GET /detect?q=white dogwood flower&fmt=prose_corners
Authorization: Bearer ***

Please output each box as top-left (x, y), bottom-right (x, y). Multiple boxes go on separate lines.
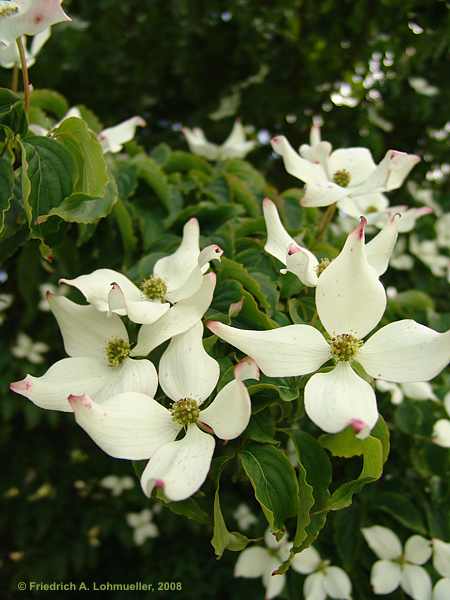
top-left (235, 532), bottom-right (351, 600)
top-left (271, 123), bottom-right (420, 221)
top-left (407, 183), bottom-right (443, 217)
top-left (11, 332), bottom-right (49, 364)
top-left (432, 538), bottom-right (450, 578)
top-left (126, 509), bottom-right (159, 545)
top-left (0, 27), bottom-right (50, 68)
top-left (434, 579), bottom-right (450, 600)
top-left (208, 218), bottom-right (450, 434)
top-left (263, 197), bottom-right (401, 286)
top-left (362, 526), bottom-right (432, 600)
top-left (410, 236), bottom-right (450, 280)
top-left (432, 392), bottom-right (450, 448)
top-left (60, 219), bottom-right (222, 329)
top-left (10, 294), bottom-right (157, 412)
top-left (39, 282), bottom-right (68, 311)
top-left (68, 323), bottom-right (256, 501)
top-left (409, 77), bottom-right (439, 97)
top-left (292, 546), bottom-right (352, 600)
top-left (29, 108), bottom-right (146, 154)
top-left (233, 503), bottom-right (258, 531)
top-left (182, 119), bottom-right (256, 160)
top-left (375, 380), bottom-right (436, 405)
top-left (0, 0), bottom-right (70, 45)
top-left (100, 475), bottom-right (134, 496)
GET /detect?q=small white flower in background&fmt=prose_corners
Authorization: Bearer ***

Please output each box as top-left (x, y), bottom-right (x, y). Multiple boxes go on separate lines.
top-left (435, 214), bottom-right (450, 249)
top-left (0, 292), bottom-right (12, 324)
top-left (408, 182), bottom-right (443, 217)
top-left (10, 293), bottom-right (158, 412)
top-left (233, 503), bottom-right (257, 531)
top-left (432, 392), bottom-right (450, 448)
top-left (182, 119), bottom-right (256, 160)
top-left (235, 531), bottom-right (352, 600)
top-left (208, 217), bottom-right (450, 435)
top-left (29, 108), bottom-right (146, 155)
top-left (432, 538), bottom-right (450, 578)
top-left (409, 77), bottom-right (439, 97)
top-left (362, 526), bottom-right (432, 599)
top-left (0, 0), bottom-right (70, 45)
top-left (60, 219), bottom-right (221, 326)
top-left (375, 380), bottom-right (436, 405)
top-left (0, 27), bottom-right (50, 68)
top-left (263, 197), bottom-right (401, 287)
top-left (271, 121), bottom-right (420, 223)
top-left (126, 509), bottom-right (159, 545)
top-left (39, 282), bottom-right (68, 311)
top-left (410, 235), bottom-right (450, 280)
top-left (386, 286), bottom-right (398, 298)
top-left (389, 237), bottom-right (414, 271)
top-left (12, 333), bottom-right (49, 364)
top-left (434, 578), bottom-right (450, 600)
top-left (67, 323), bottom-right (256, 502)
top-left (100, 475), bottom-right (134, 496)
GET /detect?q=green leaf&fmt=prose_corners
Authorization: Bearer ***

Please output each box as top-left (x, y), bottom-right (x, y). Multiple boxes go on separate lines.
top-left (212, 487), bottom-right (249, 558)
top-left (165, 150), bottom-right (212, 174)
top-left (388, 290), bottom-right (435, 313)
top-left (0, 88), bottom-right (27, 136)
top-left (226, 173), bottom-right (260, 217)
top-left (221, 159), bottom-right (266, 195)
top-left (29, 89), bottom-right (69, 119)
top-left (218, 257), bottom-right (271, 313)
top-left (0, 157), bottom-right (14, 233)
top-left (320, 425), bottom-right (385, 510)
top-left (132, 154), bottom-right (182, 217)
top-left (53, 117), bottom-right (109, 196)
top-left (112, 199), bottom-right (137, 264)
top-left (245, 409), bottom-right (277, 444)
top-left (239, 442), bottom-right (298, 530)
top-left (333, 504), bottom-right (363, 570)
top-left (158, 496), bottom-right (210, 525)
top-left (374, 492), bottom-right (427, 535)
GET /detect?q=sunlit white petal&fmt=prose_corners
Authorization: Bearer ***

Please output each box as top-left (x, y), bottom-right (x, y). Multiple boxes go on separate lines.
top-left (362, 526), bottom-right (402, 560)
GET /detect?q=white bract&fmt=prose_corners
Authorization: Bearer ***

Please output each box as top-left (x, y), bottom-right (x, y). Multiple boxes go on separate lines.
top-left (263, 197), bottom-right (401, 287)
top-left (11, 332), bottom-right (49, 364)
top-left (235, 531), bottom-right (352, 600)
top-left (0, 0), bottom-right (70, 45)
top-left (375, 380), bottom-right (436, 405)
top-left (409, 77), bottom-right (439, 97)
top-left (271, 122), bottom-right (420, 223)
top-left (208, 218), bottom-right (450, 434)
top-left (362, 526), bottom-right (432, 600)
top-left (432, 392), bottom-right (450, 448)
top-left (10, 294), bottom-right (158, 412)
top-left (432, 538), bottom-right (450, 578)
top-left (0, 27), bottom-right (50, 68)
top-left (182, 119), bottom-right (256, 160)
top-left (433, 579), bottom-right (450, 600)
top-left (233, 503), bottom-right (258, 531)
top-left (60, 219), bottom-right (222, 330)
top-left (39, 282), bottom-right (68, 311)
top-left (68, 323), bottom-right (256, 501)
top-left (435, 214), bottom-right (450, 249)
top-left (29, 108), bottom-right (146, 154)
top-left (100, 475), bottom-right (134, 496)
top-left (126, 509), bottom-right (159, 545)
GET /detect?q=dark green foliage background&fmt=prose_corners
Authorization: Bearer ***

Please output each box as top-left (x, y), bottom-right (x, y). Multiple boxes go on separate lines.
top-left (0, 2), bottom-right (449, 599)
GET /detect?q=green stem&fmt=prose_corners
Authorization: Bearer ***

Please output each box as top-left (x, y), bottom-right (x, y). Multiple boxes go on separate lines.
top-left (11, 64), bottom-right (19, 92)
top-left (16, 37), bottom-right (30, 111)
top-left (316, 202), bottom-right (337, 241)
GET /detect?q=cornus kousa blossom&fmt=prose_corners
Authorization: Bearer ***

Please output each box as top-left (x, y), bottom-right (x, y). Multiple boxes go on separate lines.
top-left (263, 197), bottom-right (401, 287)
top-left (271, 121), bottom-right (421, 225)
top-left (182, 119), bottom-right (256, 161)
top-left (234, 531), bottom-right (352, 600)
top-left (0, 27), bottom-right (50, 68)
top-left (0, 0), bottom-right (70, 45)
top-left (10, 294), bottom-right (158, 411)
top-left (208, 217), bottom-right (450, 434)
top-left (29, 109), bottom-right (146, 154)
top-left (68, 323), bottom-right (256, 501)
top-left (375, 380), bottom-right (436, 405)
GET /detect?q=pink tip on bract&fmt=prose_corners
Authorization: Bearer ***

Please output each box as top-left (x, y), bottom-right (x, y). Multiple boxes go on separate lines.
top-left (213, 245), bottom-right (223, 255)
top-left (350, 418), bottom-right (367, 433)
top-left (228, 298), bottom-right (244, 318)
top-left (110, 282), bottom-right (120, 290)
top-left (46, 290), bottom-right (54, 300)
top-left (154, 479), bottom-right (164, 489)
top-left (263, 197), bottom-right (273, 209)
top-left (198, 421), bottom-right (214, 435)
top-left (206, 320), bottom-right (220, 334)
top-left (418, 207), bottom-right (433, 215)
top-left (235, 357), bottom-right (260, 382)
top-left (68, 394), bottom-right (92, 408)
top-left (355, 216), bottom-right (367, 240)
top-left (10, 377), bottom-right (32, 396)
top-left (287, 243), bottom-right (301, 256)
top-left (271, 136), bottom-right (281, 144)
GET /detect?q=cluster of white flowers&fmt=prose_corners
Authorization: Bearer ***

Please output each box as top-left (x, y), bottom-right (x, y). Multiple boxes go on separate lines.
top-left (234, 529), bottom-right (352, 600)
top-left (10, 219), bottom-right (259, 501)
top-left (182, 119), bottom-right (256, 161)
top-left (126, 508), bottom-right (160, 546)
top-left (362, 525), bottom-right (450, 600)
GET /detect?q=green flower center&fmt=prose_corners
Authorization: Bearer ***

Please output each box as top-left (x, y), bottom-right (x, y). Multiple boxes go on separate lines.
top-left (140, 276), bottom-right (167, 301)
top-left (0, 2), bottom-right (19, 17)
top-left (170, 398), bottom-right (200, 426)
top-left (366, 205), bottom-right (378, 214)
top-left (315, 258), bottom-right (331, 276)
top-left (105, 337), bottom-right (130, 368)
top-left (330, 334), bottom-right (362, 362)
top-left (332, 169), bottom-right (351, 187)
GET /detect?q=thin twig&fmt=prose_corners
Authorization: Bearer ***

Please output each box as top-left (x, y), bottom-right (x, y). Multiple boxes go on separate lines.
top-left (16, 37), bottom-right (30, 111)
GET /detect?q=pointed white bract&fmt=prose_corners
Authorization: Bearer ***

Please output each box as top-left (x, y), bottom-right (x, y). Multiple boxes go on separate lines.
top-left (271, 121), bottom-right (420, 224)
top-left (61, 219), bottom-right (222, 328)
top-left (182, 119), bottom-right (256, 160)
top-left (0, 0), bottom-right (70, 45)
top-left (10, 295), bottom-right (157, 412)
top-left (362, 526), bottom-right (433, 600)
top-left (0, 27), bottom-right (50, 68)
